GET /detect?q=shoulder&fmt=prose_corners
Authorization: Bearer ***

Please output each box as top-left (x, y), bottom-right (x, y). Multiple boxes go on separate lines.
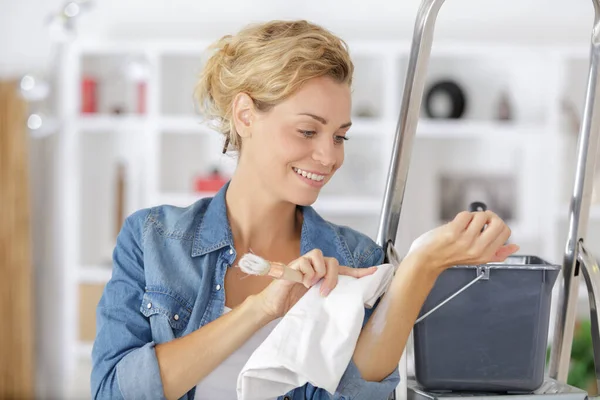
top-left (328, 221), bottom-right (385, 268)
top-left (303, 206), bottom-right (384, 268)
top-left (120, 197), bottom-right (213, 243)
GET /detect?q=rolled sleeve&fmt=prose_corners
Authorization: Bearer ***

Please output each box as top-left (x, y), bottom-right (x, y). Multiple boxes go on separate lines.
top-left (116, 342), bottom-right (166, 400)
top-left (335, 358), bottom-right (400, 399)
top-left (91, 208), bottom-right (166, 400)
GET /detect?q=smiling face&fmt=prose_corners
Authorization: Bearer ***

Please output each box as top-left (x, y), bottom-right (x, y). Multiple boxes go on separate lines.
top-left (233, 75), bottom-right (352, 206)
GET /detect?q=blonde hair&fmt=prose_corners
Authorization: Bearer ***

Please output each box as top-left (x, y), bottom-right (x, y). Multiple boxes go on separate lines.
top-left (194, 20), bottom-right (354, 153)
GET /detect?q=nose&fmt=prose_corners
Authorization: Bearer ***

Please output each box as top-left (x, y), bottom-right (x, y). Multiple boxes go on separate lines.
top-left (311, 136), bottom-right (337, 168)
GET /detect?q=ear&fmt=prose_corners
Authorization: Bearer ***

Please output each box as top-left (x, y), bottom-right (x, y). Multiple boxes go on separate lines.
top-left (232, 92), bottom-right (255, 138)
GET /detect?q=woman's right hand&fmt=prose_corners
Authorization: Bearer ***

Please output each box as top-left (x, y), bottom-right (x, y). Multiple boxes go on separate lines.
top-left (406, 210), bottom-right (520, 274)
top-left (252, 249), bottom-right (377, 321)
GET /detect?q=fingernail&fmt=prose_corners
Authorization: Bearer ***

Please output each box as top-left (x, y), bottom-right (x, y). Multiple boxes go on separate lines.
top-left (320, 287), bottom-right (330, 297)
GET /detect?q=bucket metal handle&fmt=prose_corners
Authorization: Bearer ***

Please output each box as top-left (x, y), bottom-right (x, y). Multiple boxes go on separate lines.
top-left (386, 243), bottom-right (490, 324)
top-left (415, 266), bottom-right (489, 323)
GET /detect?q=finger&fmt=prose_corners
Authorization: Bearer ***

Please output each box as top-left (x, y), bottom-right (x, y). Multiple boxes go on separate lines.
top-left (288, 257), bottom-right (315, 288)
top-left (476, 212), bottom-right (506, 247)
top-left (465, 211), bottom-right (490, 239)
top-left (303, 249), bottom-right (327, 285)
top-left (489, 223), bottom-right (512, 254)
top-left (490, 243), bottom-right (520, 262)
top-left (320, 258), bottom-right (339, 297)
top-left (480, 226), bottom-right (510, 262)
top-left (338, 265), bottom-right (378, 278)
top-left (478, 213), bottom-right (512, 253)
top-left (451, 211), bottom-right (475, 231)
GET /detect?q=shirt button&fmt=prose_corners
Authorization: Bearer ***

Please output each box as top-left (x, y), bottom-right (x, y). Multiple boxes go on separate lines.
top-left (173, 314), bottom-right (179, 321)
top-left (216, 284), bottom-right (221, 291)
top-left (284, 396), bottom-right (291, 400)
top-left (147, 303), bottom-right (152, 309)
top-left (229, 249), bottom-right (234, 255)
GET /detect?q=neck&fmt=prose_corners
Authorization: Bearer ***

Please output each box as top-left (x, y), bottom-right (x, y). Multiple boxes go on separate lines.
top-left (225, 170), bottom-right (301, 255)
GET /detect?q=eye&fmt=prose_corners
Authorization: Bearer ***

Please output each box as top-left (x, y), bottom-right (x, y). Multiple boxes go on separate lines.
top-left (334, 135), bottom-right (349, 145)
top-left (298, 130), bottom-right (316, 138)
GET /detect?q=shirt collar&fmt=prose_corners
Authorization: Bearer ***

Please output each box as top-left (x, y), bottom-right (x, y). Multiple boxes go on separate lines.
top-left (191, 182), bottom-right (234, 257)
top-left (191, 181), bottom-right (340, 260)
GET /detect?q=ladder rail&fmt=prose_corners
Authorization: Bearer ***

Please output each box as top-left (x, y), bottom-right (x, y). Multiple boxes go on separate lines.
top-left (376, 0), bottom-right (445, 249)
top-left (576, 242), bottom-right (600, 390)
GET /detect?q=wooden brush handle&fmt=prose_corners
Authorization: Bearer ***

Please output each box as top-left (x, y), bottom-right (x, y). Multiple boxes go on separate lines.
top-left (281, 266), bottom-right (304, 284)
top-left (269, 262), bottom-right (304, 284)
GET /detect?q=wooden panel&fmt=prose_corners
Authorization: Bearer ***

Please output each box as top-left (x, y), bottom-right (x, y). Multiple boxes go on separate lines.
top-left (79, 284), bottom-right (106, 342)
top-left (0, 80), bottom-right (34, 398)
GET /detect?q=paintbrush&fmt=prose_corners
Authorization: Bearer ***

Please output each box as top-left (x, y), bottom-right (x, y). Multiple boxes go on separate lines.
top-left (237, 253), bottom-right (304, 284)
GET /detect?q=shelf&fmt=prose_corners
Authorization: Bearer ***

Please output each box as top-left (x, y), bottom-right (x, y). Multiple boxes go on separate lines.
top-left (77, 115), bottom-right (147, 132)
top-left (556, 203), bottom-right (600, 220)
top-left (313, 196), bottom-right (381, 215)
top-left (78, 116), bottom-right (546, 140)
top-left (159, 116), bottom-right (215, 134)
top-left (79, 265), bottom-right (112, 284)
top-left (348, 118), bottom-right (394, 136)
top-left (416, 120), bottom-right (546, 139)
top-left (159, 116), bottom-right (393, 136)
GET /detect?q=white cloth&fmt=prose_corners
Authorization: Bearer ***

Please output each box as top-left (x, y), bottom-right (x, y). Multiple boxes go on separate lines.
top-left (237, 263), bottom-right (396, 400)
top-left (194, 307), bottom-right (281, 400)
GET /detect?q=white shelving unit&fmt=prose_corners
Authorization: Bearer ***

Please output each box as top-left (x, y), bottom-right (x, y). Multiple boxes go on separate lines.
top-left (57, 39), bottom-right (598, 398)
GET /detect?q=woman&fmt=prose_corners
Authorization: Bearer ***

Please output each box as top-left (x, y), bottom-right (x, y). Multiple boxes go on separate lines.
top-left (90, 19), bottom-right (519, 400)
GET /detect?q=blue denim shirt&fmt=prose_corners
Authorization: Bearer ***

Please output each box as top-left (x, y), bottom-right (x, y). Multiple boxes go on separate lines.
top-left (91, 183), bottom-right (400, 399)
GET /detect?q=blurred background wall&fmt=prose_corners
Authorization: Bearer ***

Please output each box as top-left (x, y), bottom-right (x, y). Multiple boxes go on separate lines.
top-left (0, 0), bottom-right (595, 79)
top-left (1, 0), bottom-right (598, 399)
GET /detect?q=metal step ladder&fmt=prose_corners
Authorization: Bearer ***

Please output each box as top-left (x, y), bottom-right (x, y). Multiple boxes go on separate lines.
top-left (376, 1), bottom-right (600, 399)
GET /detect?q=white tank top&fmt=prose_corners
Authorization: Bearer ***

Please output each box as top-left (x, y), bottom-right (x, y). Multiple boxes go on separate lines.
top-left (194, 306), bottom-right (280, 399)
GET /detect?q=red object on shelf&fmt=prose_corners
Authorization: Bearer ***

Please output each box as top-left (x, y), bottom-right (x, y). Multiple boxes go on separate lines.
top-left (194, 171), bottom-right (228, 193)
top-left (137, 82), bottom-right (147, 114)
top-left (81, 77), bottom-right (97, 114)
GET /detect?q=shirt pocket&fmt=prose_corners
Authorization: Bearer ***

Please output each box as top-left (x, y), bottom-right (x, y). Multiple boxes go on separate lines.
top-left (140, 288), bottom-right (193, 332)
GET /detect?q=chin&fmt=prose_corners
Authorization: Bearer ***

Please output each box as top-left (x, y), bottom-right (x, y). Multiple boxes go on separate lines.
top-left (285, 190), bottom-right (317, 206)
top-left (294, 196), bottom-right (319, 207)
top-left (286, 186), bottom-right (321, 207)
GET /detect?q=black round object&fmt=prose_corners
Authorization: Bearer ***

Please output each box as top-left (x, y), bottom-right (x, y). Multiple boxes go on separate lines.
top-left (468, 201), bottom-right (487, 212)
top-left (424, 80), bottom-right (466, 119)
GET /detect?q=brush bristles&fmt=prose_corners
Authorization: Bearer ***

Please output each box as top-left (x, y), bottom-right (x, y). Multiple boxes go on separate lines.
top-left (238, 253), bottom-right (271, 276)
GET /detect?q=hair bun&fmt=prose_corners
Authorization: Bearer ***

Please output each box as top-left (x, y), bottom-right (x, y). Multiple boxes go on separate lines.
top-left (193, 20), bottom-right (353, 154)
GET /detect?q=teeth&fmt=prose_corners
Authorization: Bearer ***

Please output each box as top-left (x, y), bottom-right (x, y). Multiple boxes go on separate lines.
top-left (294, 167), bottom-right (324, 182)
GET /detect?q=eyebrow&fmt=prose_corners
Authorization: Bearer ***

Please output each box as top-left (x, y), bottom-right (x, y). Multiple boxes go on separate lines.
top-left (298, 113), bottom-right (352, 129)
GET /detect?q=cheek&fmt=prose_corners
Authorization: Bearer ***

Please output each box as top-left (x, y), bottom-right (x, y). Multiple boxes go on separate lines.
top-left (334, 148), bottom-right (345, 170)
top-left (255, 128), bottom-right (297, 173)
top-left (273, 130), bottom-right (311, 162)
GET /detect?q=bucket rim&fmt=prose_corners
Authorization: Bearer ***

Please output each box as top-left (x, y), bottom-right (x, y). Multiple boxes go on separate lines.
top-left (449, 254), bottom-right (561, 270)
top-left (450, 263), bottom-right (561, 270)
